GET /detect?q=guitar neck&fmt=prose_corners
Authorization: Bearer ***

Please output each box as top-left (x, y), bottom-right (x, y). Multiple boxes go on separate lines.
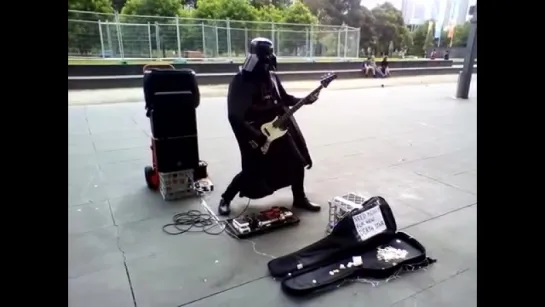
top-left (277, 85), bottom-right (323, 125)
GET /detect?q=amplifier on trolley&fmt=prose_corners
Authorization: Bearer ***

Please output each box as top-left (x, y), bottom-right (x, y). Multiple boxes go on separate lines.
top-left (152, 136), bottom-right (200, 173)
top-left (148, 104), bottom-right (197, 139)
top-left (144, 69), bottom-right (200, 139)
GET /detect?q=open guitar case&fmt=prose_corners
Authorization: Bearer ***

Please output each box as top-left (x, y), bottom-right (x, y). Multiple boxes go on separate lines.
top-left (267, 196), bottom-right (437, 296)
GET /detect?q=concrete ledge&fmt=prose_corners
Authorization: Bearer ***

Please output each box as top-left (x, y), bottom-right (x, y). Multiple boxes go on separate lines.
top-left (67, 60), bottom-right (453, 76)
top-left (68, 66), bottom-right (476, 90)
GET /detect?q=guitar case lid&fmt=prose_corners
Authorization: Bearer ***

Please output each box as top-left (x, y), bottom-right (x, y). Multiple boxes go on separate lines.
top-left (267, 196), bottom-right (397, 278)
top-left (268, 196), bottom-right (436, 296)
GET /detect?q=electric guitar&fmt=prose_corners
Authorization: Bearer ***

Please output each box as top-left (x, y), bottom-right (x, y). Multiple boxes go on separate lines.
top-left (252, 72), bottom-right (337, 154)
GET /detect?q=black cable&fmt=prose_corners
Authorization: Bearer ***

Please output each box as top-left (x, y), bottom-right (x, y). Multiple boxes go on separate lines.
top-left (162, 198), bottom-right (252, 237)
top-left (162, 209), bottom-right (224, 235)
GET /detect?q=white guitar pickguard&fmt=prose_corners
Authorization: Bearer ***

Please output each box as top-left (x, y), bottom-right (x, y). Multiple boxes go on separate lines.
top-left (260, 116), bottom-right (288, 143)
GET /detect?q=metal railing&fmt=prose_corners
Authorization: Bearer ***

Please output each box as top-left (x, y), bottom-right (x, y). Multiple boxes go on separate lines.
top-left (68, 10), bottom-right (361, 61)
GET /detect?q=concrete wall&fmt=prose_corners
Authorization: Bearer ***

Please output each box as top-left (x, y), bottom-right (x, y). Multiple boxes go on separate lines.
top-left (68, 65), bottom-right (476, 90)
top-left (425, 47), bottom-right (476, 59)
top-left (68, 60), bottom-right (454, 77)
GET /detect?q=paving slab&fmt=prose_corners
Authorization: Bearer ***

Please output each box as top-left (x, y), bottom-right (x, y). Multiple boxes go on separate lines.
top-left (68, 264), bottom-right (135, 307)
top-left (68, 74), bottom-right (475, 105)
top-left (179, 205), bottom-right (476, 307)
top-left (68, 81), bottom-right (477, 307)
top-left (69, 226), bottom-right (124, 278)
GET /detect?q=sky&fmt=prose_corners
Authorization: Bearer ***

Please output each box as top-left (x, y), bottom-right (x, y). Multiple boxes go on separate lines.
top-left (359, 0), bottom-right (403, 9)
top-left (359, 0), bottom-right (476, 10)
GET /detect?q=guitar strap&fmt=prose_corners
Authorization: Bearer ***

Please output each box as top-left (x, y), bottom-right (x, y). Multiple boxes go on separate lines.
top-left (269, 73), bottom-right (282, 104)
top-left (269, 72), bottom-right (298, 134)
top-left (270, 73), bottom-right (306, 107)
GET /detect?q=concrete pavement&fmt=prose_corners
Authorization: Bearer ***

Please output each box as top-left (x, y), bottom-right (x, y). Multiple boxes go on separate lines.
top-left (68, 74), bottom-right (474, 106)
top-left (69, 81), bottom-right (477, 307)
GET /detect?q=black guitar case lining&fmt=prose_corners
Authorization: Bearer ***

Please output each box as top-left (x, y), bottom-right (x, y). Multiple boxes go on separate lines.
top-left (267, 196), bottom-right (436, 296)
top-left (267, 196), bottom-right (396, 278)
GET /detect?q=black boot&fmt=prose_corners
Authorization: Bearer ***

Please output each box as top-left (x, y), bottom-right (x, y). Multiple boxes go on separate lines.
top-left (218, 198), bottom-right (231, 216)
top-left (293, 195), bottom-right (321, 212)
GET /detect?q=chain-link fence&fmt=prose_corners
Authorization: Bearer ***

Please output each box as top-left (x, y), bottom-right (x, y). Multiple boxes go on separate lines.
top-left (68, 10), bottom-right (361, 61)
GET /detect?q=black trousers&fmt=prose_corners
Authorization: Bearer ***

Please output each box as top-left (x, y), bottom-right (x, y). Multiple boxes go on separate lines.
top-left (221, 167), bottom-right (306, 202)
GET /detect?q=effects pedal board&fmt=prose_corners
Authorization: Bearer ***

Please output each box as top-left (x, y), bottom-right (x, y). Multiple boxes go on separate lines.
top-left (226, 207), bottom-right (300, 239)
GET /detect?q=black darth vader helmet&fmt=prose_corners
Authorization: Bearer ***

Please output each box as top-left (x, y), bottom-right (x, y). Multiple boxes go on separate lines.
top-left (241, 37), bottom-right (277, 73)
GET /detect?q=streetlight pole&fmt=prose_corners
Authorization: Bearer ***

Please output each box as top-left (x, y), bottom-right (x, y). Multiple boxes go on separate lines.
top-left (456, 4), bottom-right (477, 99)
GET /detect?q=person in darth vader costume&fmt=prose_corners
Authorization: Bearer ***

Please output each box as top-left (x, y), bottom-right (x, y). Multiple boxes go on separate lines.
top-left (218, 37), bottom-right (320, 216)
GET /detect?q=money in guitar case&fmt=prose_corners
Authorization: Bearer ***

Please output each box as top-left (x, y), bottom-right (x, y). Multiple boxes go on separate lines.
top-left (226, 207), bottom-right (300, 239)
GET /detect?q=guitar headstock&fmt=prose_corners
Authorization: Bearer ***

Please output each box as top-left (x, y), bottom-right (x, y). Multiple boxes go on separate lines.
top-left (320, 72), bottom-right (338, 88)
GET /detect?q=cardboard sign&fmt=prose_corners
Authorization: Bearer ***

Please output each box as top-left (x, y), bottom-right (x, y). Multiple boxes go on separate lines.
top-left (352, 206), bottom-right (387, 241)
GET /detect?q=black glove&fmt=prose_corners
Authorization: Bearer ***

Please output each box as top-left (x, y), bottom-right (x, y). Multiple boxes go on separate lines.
top-left (305, 90), bottom-right (321, 105)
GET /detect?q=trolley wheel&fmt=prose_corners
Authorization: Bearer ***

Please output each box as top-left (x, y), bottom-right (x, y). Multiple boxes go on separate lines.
top-left (145, 166), bottom-right (159, 190)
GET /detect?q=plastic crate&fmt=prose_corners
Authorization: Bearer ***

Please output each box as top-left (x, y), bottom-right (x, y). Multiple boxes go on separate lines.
top-left (326, 192), bottom-right (367, 234)
top-left (160, 189), bottom-right (195, 201)
top-left (159, 170), bottom-right (194, 201)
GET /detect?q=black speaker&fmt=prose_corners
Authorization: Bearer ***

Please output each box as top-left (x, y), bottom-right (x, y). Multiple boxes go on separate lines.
top-left (149, 107), bottom-right (197, 139)
top-left (144, 69), bottom-right (200, 139)
top-left (153, 136), bottom-right (200, 173)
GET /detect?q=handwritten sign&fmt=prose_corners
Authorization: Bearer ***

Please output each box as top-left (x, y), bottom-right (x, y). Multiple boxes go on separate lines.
top-left (352, 206), bottom-right (387, 241)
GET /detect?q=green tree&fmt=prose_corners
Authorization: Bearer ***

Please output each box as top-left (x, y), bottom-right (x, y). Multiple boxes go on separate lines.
top-left (409, 23), bottom-right (427, 57)
top-left (303, 0), bottom-right (381, 54)
top-left (185, 0), bottom-right (197, 8)
top-left (423, 21), bottom-right (435, 52)
top-left (255, 4), bottom-right (284, 23)
top-left (174, 9), bottom-right (203, 56)
top-left (68, 0), bottom-right (115, 55)
top-left (121, 0), bottom-right (184, 18)
top-left (281, 1), bottom-right (317, 24)
top-left (112, 0), bottom-right (127, 10)
top-left (250, 0), bottom-right (291, 8)
top-left (119, 0), bottom-right (182, 57)
top-left (303, 0), bottom-right (356, 26)
top-left (335, 1), bottom-right (377, 54)
top-left (399, 25), bottom-right (413, 52)
top-left (408, 21), bottom-right (435, 56)
top-left (371, 3), bottom-right (406, 55)
top-left (277, 1), bottom-right (318, 56)
top-left (353, 7), bottom-right (377, 54)
top-left (271, 0), bottom-right (291, 8)
top-left (193, 0), bottom-right (259, 55)
top-left (302, 0), bottom-right (419, 57)
top-left (438, 30), bottom-right (451, 48)
top-left (69, 0), bottom-right (115, 13)
top-left (452, 22), bottom-right (470, 47)
top-left (193, 0), bottom-right (257, 21)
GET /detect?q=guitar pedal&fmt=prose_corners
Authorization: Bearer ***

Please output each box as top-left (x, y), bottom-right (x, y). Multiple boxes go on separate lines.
top-left (225, 207), bottom-right (300, 239)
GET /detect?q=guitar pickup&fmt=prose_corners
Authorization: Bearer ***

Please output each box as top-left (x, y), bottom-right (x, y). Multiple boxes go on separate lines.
top-left (262, 128), bottom-right (271, 137)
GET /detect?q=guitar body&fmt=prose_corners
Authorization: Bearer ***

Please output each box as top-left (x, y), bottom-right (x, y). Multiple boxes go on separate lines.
top-left (259, 117), bottom-right (288, 153)
top-left (253, 72), bottom-right (337, 155)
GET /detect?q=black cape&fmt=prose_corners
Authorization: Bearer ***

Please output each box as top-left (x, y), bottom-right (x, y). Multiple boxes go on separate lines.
top-left (227, 72), bottom-right (312, 199)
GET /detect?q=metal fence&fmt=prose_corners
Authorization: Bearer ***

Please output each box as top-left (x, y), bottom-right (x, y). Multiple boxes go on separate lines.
top-left (68, 10), bottom-right (361, 61)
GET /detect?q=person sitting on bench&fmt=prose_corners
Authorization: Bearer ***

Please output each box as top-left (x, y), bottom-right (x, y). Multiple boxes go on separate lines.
top-left (376, 56), bottom-right (390, 78)
top-left (430, 49), bottom-right (437, 59)
top-left (361, 57), bottom-right (376, 77)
